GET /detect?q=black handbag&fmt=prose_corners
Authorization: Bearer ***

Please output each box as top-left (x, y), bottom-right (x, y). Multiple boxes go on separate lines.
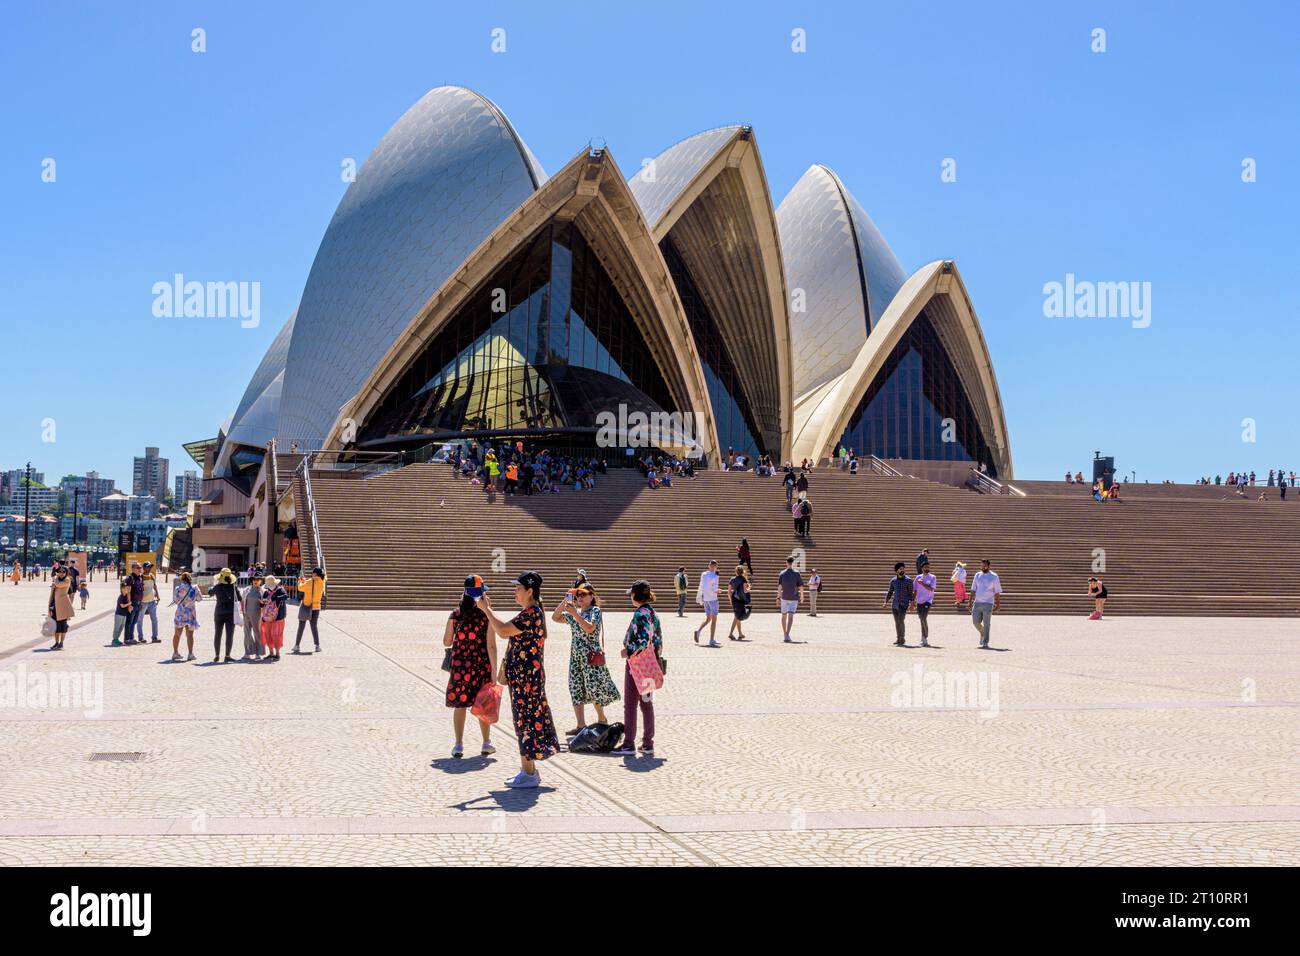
top-left (440, 647), bottom-right (453, 672)
top-left (569, 722), bottom-right (625, 754)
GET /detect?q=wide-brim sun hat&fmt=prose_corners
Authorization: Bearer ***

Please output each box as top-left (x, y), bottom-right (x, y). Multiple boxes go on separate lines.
top-left (264, 576), bottom-right (280, 589)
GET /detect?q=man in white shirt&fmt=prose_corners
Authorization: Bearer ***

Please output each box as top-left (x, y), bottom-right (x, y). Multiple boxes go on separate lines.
top-left (807, 569), bottom-right (821, 616)
top-left (693, 560), bottom-right (721, 648)
top-left (970, 558), bottom-right (1002, 648)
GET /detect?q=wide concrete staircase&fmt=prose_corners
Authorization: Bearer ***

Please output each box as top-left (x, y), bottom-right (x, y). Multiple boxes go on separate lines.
top-left (308, 464), bottom-right (1300, 617)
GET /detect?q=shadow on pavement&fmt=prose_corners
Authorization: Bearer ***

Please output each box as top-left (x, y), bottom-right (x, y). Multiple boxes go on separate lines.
top-left (451, 787), bottom-right (556, 813)
top-left (431, 756), bottom-right (499, 775)
top-left (618, 755), bottom-right (665, 773)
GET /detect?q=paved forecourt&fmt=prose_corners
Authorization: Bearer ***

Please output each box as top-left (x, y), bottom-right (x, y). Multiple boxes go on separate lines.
top-left (0, 581), bottom-right (1295, 866)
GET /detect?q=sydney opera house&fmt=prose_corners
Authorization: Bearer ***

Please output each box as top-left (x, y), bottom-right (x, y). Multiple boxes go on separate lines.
top-left (213, 86), bottom-right (1013, 493)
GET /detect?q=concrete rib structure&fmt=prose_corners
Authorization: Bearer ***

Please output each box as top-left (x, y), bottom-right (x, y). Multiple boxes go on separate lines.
top-left (629, 126), bottom-right (793, 461)
top-left (215, 87), bottom-right (1011, 479)
top-left (790, 260), bottom-right (1013, 477)
top-left (324, 147), bottom-right (720, 462)
top-left (276, 86), bottom-right (546, 447)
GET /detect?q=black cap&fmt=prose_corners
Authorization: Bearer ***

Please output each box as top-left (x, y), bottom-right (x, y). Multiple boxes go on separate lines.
top-left (516, 570), bottom-right (543, 590)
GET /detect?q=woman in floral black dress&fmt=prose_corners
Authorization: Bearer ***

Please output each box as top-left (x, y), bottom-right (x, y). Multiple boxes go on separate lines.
top-left (443, 575), bottom-right (499, 759)
top-left (478, 570), bottom-right (560, 788)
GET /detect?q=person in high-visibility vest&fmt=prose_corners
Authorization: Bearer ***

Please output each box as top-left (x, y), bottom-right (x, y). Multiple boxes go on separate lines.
top-left (293, 567), bottom-right (327, 654)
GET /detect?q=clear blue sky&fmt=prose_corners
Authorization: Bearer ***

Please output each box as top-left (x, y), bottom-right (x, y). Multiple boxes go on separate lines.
top-left (3, 0), bottom-right (1297, 487)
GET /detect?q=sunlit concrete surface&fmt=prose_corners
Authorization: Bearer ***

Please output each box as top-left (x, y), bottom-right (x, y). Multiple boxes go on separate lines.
top-left (0, 582), bottom-right (1295, 866)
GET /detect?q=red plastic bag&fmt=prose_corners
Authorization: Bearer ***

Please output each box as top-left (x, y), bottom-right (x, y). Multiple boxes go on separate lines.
top-left (470, 682), bottom-right (503, 724)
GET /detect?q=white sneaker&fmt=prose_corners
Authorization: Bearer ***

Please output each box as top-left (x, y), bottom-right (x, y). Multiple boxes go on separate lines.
top-left (171, 652), bottom-right (183, 662)
top-left (707, 639), bottom-right (721, 648)
top-left (185, 653), bottom-right (196, 661)
top-left (783, 636), bottom-right (793, 643)
top-left (505, 771), bottom-right (540, 788)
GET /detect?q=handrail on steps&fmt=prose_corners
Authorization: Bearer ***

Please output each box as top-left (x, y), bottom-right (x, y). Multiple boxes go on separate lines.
top-left (296, 457), bottom-right (325, 577)
top-left (866, 455), bottom-right (905, 477)
top-left (967, 468), bottom-right (1026, 496)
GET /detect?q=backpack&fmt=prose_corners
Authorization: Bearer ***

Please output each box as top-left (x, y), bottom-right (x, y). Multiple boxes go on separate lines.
top-left (569, 722), bottom-right (625, 753)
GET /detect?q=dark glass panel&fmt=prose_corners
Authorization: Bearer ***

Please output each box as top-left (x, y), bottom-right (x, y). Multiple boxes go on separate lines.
top-left (836, 309), bottom-right (996, 476)
top-left (357, 222), bottom-right (678, 447)
top-left (660, 236), bottom-right (764, 460)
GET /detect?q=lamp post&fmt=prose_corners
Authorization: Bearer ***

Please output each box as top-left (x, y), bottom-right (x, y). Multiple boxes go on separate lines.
top-left (21, 462), bottom-right (31, 575)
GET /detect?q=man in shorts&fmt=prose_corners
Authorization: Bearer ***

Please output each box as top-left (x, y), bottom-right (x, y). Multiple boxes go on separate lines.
top-left (693, 560), bottom-right (721, 647)
top-left (777, 556), bottom-right (804, 643)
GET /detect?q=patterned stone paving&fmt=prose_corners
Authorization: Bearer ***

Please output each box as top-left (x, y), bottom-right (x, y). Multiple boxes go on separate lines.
top-left (1, 583), bottom-right (1295, 865)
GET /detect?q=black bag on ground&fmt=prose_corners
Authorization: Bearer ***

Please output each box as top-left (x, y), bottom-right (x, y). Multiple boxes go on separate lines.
top-left (569, 722), bottom-right (624, 753)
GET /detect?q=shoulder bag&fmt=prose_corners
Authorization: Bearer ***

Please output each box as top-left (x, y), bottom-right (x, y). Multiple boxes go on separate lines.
top-left (586, 610), bottom-right (605, 668)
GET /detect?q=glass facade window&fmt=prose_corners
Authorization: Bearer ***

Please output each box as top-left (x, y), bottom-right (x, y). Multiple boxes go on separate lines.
top-left (225, 447), bottom-right (265, 495)
top-left (357, 222), bottom-right (679, 447)
top-left (836, 310), bottom-right (996, 476)
top-left (660, 236), bottom-right (765, 461)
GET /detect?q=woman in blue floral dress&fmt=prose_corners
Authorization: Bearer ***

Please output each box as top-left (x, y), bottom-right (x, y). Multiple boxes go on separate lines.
top-left (478, 570), bottom-right (560, 788)
top-left (169, 571), bottom-right (202, 662)
top-left (551, 583), bottom-right (619, 736)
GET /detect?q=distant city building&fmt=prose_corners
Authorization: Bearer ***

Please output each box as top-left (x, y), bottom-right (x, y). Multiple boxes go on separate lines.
top-left (132, 447), bottom-right (170, 500)
top-left (123, 516), bottom-right (186, 553)
top-left (8, 485), bottom-right (62, 514)
top-left (0, 514), bottom-right (59, 545)
top-left (99, 493), bottom-right (160, 522)
top-left (2, 469), bottom-right (46, 505)
top-left (59, 514), bottom-right (114, 545)
top-left (4, 468), bottom-right (45, 489)
top-left (175, 470), bottom-right (202, 507)
top-left (73, 519), bottom-right (115, 547)
top-left (84, 472), bottom-right (118, 502)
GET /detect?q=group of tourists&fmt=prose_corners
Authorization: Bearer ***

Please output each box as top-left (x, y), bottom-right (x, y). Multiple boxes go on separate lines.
top-left (1198, 470), bottom-right (1294, 499)
top-left (441, 569), bottom-right (664, 788)
top-left (885, 552), bottom-right (1003, 647)
top-left (44, 557), bottom-right (328, 663)
top-left (453, 441), bottom-right (608, 496)
top-left (684, 552), bottom-right (819, 646)
top-left (1091, 479), bottom-right (1122, 502)
top-left (674, 547), bottom-right (1018, 648)
top-left (830, 442), bottom-right (862, 473)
